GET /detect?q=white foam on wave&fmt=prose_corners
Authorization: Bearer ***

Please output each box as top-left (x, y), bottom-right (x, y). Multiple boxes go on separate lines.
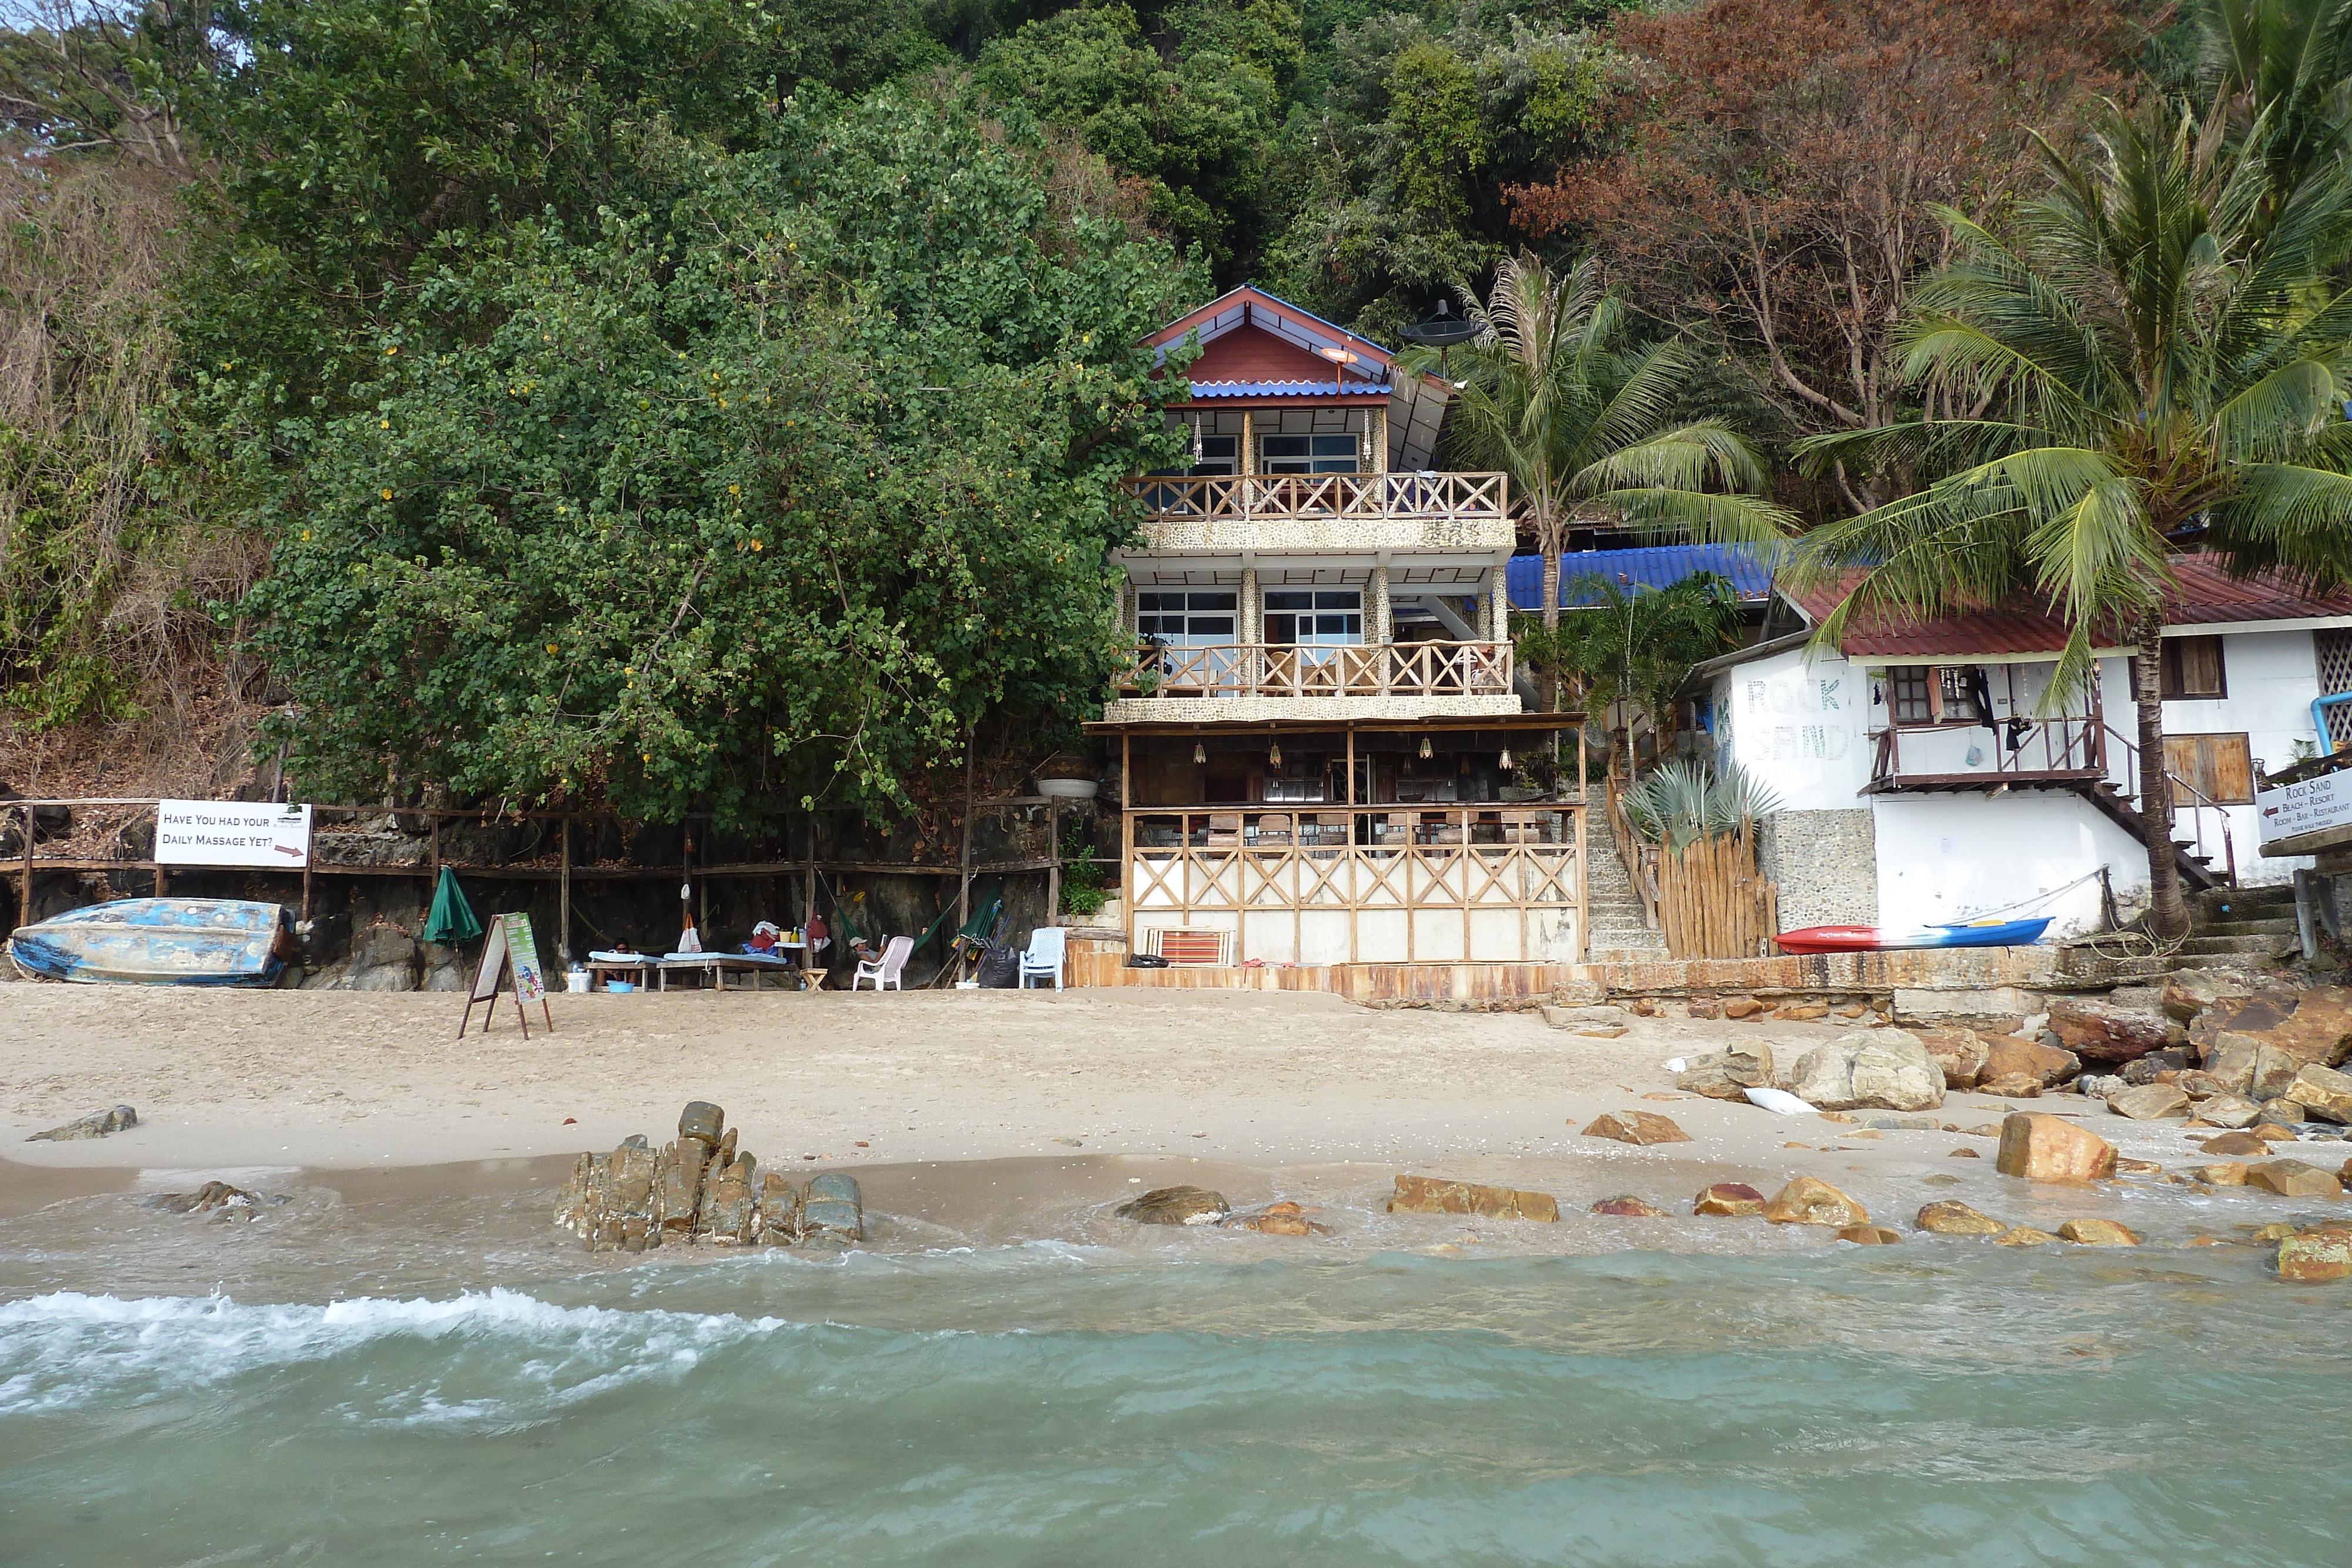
top-left (0, 1288), bottom-right (786, 1422)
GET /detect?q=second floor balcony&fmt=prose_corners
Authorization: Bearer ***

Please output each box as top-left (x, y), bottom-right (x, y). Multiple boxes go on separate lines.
top-left (1118, 640), bottom-right (1514, 701)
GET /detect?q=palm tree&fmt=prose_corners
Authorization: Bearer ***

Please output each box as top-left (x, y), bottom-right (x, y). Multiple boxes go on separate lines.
top-left (1521, 570), bottom-right (1743, 765)
top-left (1427, 252), bottom-right (1791, 687)
top-left (1788, 98), bottom-right (2352, 938)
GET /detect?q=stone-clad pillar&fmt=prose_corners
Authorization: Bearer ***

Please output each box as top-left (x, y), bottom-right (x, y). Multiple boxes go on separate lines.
top-left (1240, 566), bottom-right (1259, 646)
top-left (1488, 563), bottom-right (1510, 643)
top-left (1371, 564), bottom-right (1392, 645)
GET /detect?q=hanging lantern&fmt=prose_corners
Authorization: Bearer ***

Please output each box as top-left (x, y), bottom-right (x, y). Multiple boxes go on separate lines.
top-left (1359, 412), bottom-right (1371, 467)
top-left (1268, 740), bottom-right (1283, 768)
top-left (1192, 740), bottom-right (1207, 764)
top-left (1419, 734), bottom-right (1433, 760)
top-left (1499, 747), bottom-right (1514, 770)
top-left (1191, 414), bottom-right (1204, 463)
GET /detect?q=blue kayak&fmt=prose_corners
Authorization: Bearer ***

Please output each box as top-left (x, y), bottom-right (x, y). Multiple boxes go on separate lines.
top-left (8, 898), bottom-right (296, 985)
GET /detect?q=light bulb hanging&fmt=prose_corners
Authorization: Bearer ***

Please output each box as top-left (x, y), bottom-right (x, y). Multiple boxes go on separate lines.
top-left (1268, 740), bottom-right (1283, 768)
top-left (1419, 734), bottom-right (1433, 760)
top-left (1193, 741), bottom-right (1207, 764)
top-left (1191, 414), bottom-right (1204, 463)
top-left (1499, 747), bottom-right (1514, 770)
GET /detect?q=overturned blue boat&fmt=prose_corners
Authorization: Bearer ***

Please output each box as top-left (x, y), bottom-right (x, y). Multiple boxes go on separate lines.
top-left (8, 898), bottom-right (298, 986)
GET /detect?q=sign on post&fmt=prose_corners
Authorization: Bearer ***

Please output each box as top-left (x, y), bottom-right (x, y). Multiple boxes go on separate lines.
top-left (156, 801), bottom-right (312, 868)
top-left (2258, 768), bottom-right (2352, 855)
top-left (460, 911), bottom-right (556, 1038)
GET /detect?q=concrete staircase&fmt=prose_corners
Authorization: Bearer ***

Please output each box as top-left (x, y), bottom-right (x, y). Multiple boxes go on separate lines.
top-left (2169, 882), bottom-right (2300, 971)
top-left (1586, 833), bottom-right (1669, 961)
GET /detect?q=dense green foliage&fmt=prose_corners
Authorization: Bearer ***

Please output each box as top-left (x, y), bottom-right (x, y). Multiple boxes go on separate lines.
top-left (1521, 570), bottom-right (1742, 748)
top-left (8, 0), bottom-right (2352, 844)
top-left (209, 86), bottom-right (1197, 822)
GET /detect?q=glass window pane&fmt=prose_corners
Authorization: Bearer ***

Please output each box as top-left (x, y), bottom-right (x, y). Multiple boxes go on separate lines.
top-left (1311, 434), bottom-right (1357, 456)
top-left (1187, 593), bottom-right (1237, 611)
top-left (1188, 617), bottom-right (1234, 638)
top-left (1140, 593), bottom-right (1179, 611)
top-left (1261, 435), bottom-right (1310, 457)
top-left (1265, 592), bottom-right (1314, 610)
top-left (1314, 591), bottom-right (1362, 610)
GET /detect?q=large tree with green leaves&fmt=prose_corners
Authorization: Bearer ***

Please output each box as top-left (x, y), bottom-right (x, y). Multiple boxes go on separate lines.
top-left (1789, 93), bottom-right (2352, 937)
top-left (1429, 249), bottom-right (1790, 703)
top-left (204, 85), bottom-right (1200, 827)
top-left (1519, 569), bottom-right (1742, 758)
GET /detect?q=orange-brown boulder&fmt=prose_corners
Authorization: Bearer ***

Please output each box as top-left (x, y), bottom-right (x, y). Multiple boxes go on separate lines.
top-left (1916, 1200), bottom-right (2006, 1235)
top-left (1837, 1225), bottom-right (1902, 1244)
top-left (2057, 1218), bottom-right (2141, 1246)
top-left (1995, 1113), bottom-right (2117, 1181)
top-left (1762, 1176), bottom-right (1869, 1227)
top-left (1723, 997), bottom-right (1766, 1019)
top-left (1995, 1226), bottom-right (2059, 1246)
top-left (2245, 1159), bottom-right (2344, 1198)
top-left (2201, 1129), bottom-right (2269, 1156)
top-left (2278, 1222), bottom-right (2352, 1281)
top-left (1919, 1029), bottom-right (1990, 1090)
top-left (1591, 1195), bottom-right (1669, 1217)
top-left (1691, 1182), bottom-right (1767, 1217)
top-left (1982, 1035), bottom-right (2081, 1088)
top-left (1580, 1111), bottom-right (1693, 1146)
top-left (2047, 999), bottom-right (2174, 1064)
top-left (1388, 1175), bottom-right (1559, 1222)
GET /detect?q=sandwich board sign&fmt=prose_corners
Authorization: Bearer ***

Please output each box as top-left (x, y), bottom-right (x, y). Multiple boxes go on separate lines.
top-left (459, 911), bottom-right (555, 1038)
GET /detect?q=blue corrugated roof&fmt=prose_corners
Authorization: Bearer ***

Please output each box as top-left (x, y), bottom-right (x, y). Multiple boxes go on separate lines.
top-left (1508, 546), bottom-right (1775, 607)
top-left (1185, 380), bottom-right (1392, 398)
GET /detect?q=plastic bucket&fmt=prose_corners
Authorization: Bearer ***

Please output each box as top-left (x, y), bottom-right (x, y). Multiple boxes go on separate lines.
top-left (566, 971), bottom-right (590, 994)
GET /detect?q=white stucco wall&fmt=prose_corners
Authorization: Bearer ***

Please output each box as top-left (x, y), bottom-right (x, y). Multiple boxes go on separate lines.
top-left (2159, 627), bottom-right (2323, 885)
top-left (1703, 626), bottom-right (2338, 931)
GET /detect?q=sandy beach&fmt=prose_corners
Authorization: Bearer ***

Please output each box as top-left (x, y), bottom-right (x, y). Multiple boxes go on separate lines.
top-left (1, 982), bottom-right (2298, 1223)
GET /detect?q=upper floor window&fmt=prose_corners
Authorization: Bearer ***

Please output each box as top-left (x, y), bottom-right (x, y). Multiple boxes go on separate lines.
top-left (2161, 635), bottom-right (2227, 699)
top-left (1265, 590), bottom-right (1362, 646)
top-left (1139, 591), bottom-right (1236, 646)
top-left (1886, 664), bottom-right (1989, 724)
top-left (1190, 435), bottom-right (1237, 477)
top-left (1260, 433), bottom-right (1359, 474)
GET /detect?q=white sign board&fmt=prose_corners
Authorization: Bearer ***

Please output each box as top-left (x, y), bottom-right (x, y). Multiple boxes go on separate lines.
top-left (2256, 770), bottom-right (2352, 848)
top-left (156, 801), bottom-right (313, 868)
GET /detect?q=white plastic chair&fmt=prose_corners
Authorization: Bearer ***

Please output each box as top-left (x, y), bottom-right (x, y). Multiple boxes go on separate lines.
top-left (851, 935), bottom-right (914, 991)
top-left (1017, 926), bottom-right (1067, 990)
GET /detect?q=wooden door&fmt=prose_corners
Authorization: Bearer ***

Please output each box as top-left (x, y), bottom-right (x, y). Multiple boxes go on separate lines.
top-left (2163, 733), bottom-right (2254, 805)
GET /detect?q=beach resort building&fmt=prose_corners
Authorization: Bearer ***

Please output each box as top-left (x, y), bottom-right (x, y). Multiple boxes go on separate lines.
top-left (1692, 557), bottom-right (2352, 938)
top-left (1085, 287), bottom-right (1589, 969)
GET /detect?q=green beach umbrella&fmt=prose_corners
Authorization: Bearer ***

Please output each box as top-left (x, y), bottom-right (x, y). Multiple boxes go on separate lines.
top-left (423, 865), bottom-right (482, 946)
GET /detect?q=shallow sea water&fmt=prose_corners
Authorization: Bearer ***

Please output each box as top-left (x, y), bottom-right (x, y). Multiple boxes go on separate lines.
top-left (4, 1166), bottom-right (2351, 1567)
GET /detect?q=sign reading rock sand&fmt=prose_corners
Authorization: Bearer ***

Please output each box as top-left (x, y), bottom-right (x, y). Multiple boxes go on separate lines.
top-left (156, 800), bottom-right (312, 867)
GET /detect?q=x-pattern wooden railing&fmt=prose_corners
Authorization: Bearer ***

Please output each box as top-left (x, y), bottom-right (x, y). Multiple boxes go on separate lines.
top-left (1124, 807), bottom-right (1587, 964)
top-left (1121, 471), bottom-right (1508, 523)
top-left (1120, 641), bottom-right (1512, 699)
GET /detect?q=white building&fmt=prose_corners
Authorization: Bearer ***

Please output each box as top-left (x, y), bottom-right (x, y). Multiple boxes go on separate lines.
top-left (1695, 556), bottom-right (2352, 936)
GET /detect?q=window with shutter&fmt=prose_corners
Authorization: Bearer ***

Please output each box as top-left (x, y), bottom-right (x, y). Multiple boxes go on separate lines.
top-left (2160, 636), bottom-right (2227, 699)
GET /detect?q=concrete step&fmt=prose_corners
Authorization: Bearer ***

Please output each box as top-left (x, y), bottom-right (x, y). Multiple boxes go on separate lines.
top-left (2171, 934), bottom-right (2291, 955)
top-left (2196, 918), bottom-right (2300, 938)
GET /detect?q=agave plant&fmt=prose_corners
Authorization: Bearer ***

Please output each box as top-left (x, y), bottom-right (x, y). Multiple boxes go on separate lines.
top-left (1621, 758), bottom-right (1783, 852)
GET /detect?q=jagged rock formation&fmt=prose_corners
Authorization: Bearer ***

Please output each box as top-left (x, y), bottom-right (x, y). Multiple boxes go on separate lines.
top-left (556, 1101), bottom-right (864, 1252)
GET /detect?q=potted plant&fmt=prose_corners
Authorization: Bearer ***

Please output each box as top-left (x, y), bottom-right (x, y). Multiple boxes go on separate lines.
top-left (1034, 752), bottom-right (1100, 800)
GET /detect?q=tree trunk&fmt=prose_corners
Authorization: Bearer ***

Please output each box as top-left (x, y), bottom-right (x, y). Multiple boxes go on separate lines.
top-left (1539, 550), bottom-right (1561, 714)
top-left (2133, 611), bottom-right (2190, 940)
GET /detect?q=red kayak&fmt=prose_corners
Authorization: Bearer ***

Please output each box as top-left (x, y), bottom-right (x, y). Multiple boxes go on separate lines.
top-left (1775, 918), bottom-right (2053, 954)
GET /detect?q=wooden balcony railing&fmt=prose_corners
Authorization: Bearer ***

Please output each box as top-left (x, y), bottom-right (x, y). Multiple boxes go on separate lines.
top-left (1118, 641), bottom-right (1513, 700)
top-left (1121, 471), bottom-right (1508, 523)
top-left (1866, 714), bottom-right (2109, 789)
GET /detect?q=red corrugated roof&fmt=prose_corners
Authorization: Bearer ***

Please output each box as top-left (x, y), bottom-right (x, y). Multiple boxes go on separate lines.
top-left (1782, 554), bottom-right (2352, 658)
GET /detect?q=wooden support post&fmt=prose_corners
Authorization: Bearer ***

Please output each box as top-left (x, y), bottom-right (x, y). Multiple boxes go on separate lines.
top-left (957, 726), bottom-right (976, 932)
top-left (802, 815), bottom-right (817, 982)
top-left (1121, 733), bottom-right (1134, 955)
top-left (559, 815), bottom-right (572, 962)
top-left (696, 820), bottom-right (709, 935)
top-left (429, 813), bottom-right (442, 893)
top-left (1046, 797), bottom-right (1061, 927)
top-left (19, 802), bottom-right (32, 924)
top-left (155, 864), bottom-right (167, 899)
top-left (1346, 726), bottom-right (1360, 965)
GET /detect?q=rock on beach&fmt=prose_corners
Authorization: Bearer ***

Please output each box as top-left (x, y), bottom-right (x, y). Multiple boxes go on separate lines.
top-left (1916, 1201), bottom-right (2006, 1236)
top-left (1995, 1112), bottom-right (2117, 1181)
top-left (1692, 1182), bottom-right (1767, 1217)
top-left (1388, 1175), bottom-right (1559, 1222)
top-left (1580, 1111), bottom-right (1692, 1146)
top-left (25, 1104), bottom-right (137, 1142)
top-left (1118, 1185), bottom-right (1230, 1225)
top-left (1763, 1176), bottom-right (1868, 1228)
top-left (1791, 1031), bottom-right (1943, 1112)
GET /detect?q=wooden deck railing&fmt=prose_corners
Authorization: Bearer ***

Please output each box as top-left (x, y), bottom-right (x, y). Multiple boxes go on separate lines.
top-left (1867, 713), bottom-right (2109, 788)
top-left (1122, 804), bottom-right (1587, 964)
top-left (1121, 471), bottom-right (1508, 523)
top-left (1118, 641), bottom-right (1512, 700)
